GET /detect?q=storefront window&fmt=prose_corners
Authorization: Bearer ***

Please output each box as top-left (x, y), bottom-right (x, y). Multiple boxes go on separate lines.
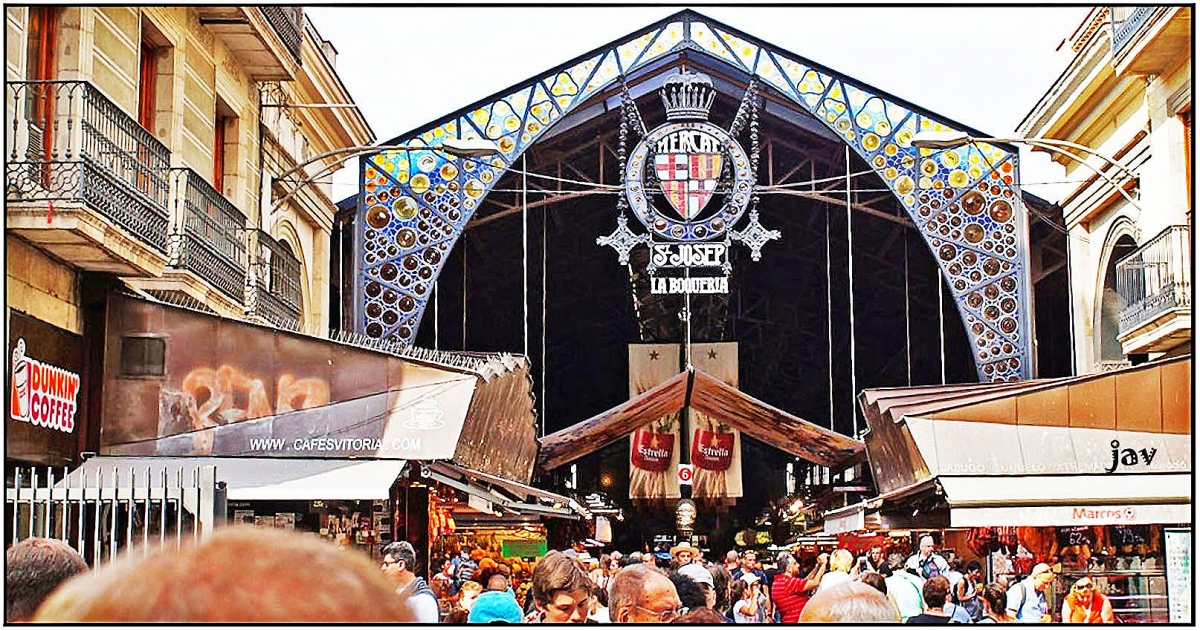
top-left (1054, 525), bottom-right (1169, 623)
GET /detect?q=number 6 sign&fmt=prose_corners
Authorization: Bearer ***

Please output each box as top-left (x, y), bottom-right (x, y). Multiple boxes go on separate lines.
top-left (677, 464), bottom-right (694, 485)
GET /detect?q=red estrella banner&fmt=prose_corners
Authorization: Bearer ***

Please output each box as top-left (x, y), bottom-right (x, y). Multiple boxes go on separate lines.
top-left (629, 344), bottom-right (681, 499)
top-left (688, 342), bottom-right (743, 499)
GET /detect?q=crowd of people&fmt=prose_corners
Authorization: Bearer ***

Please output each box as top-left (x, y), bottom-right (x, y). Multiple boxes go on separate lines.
top-left (6, 529), bottom-right (1114, 623)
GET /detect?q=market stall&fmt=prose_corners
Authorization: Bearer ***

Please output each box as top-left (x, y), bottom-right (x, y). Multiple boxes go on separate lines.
top-left (854, 355), bottom-right (1191, 622)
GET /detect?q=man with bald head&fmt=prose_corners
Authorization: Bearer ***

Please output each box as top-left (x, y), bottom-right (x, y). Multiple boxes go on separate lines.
top-left (905, 535), bottom-right (950, 580)
top-left (608, 563), bottom-right (684, 623)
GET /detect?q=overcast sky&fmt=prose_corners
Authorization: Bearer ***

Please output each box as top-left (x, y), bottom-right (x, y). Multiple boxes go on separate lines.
top-left (306, 6), bottom-right (1092, 204)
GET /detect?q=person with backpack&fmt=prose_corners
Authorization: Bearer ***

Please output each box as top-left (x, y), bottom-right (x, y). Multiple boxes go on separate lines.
top-left (1005, 562), bottom-right (1056, 623)
top-left (905, 535), bottom-right (951, 580)
top-left (882, 554), bottom-right (926, 622)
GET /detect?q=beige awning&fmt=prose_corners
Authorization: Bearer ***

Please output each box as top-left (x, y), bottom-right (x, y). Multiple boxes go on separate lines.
top-left (938, 474), bottom-right (1192, 527)
top-left (859, 355), bottom-right (1190, 496)
top-left (855, 355), bottom-right (1192, 528)
top-left (59, 456), bottom-right (407, 501)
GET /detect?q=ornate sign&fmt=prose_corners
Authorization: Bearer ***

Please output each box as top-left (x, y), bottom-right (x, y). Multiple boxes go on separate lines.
top-left (599, 69), bottom-right (779, 293)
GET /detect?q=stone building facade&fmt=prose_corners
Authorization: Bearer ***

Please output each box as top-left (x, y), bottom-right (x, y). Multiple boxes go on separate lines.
top-left (1018, 7), bottom-right (1191, 373)
top-left (5, 6), bottom-right (372, 466)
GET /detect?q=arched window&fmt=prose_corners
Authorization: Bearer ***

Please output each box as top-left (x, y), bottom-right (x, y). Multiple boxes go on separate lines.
top-left (256, 231), bottom-right (303, 329)
top-left (1098, 234), bottom-right (1138, 362)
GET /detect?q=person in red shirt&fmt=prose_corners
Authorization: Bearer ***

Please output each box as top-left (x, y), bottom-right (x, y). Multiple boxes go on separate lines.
top-left (771, 552), bottom-right (828, 623)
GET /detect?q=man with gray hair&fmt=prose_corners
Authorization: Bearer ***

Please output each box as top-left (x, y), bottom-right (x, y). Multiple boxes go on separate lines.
top-left (380, 541), bottom-right (439, 622)
top-left (6, 538), bottom-right (88, 622)
top-left (800, 580), bottom-right (901, 622)
top-left (608, 563), bottom-right (684, 623)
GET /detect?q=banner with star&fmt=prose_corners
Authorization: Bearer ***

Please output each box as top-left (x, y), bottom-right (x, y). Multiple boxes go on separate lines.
top-left (628, 344), bottom-right (682, 500)
top-left (688, 342), bottom-right (743, 499)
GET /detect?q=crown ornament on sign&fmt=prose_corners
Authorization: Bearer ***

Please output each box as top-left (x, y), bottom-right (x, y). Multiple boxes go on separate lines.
top-left (660, 68), bottom-right (716, 121)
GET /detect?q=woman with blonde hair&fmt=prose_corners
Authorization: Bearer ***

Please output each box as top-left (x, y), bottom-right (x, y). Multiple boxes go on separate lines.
top-left (1060, 576), bottom-right (1114, 623)
top-left (817, 549), bottom-right (856, 593)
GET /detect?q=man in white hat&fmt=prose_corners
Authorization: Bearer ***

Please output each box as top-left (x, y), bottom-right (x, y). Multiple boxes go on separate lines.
top-left (669, 542), bottom-right (700, 568)
top-left (678, 563), bottom-right (717, 610)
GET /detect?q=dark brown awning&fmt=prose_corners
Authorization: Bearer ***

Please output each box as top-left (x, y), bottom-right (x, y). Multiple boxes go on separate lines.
top-left (537, 368), bottom-right (864, 472)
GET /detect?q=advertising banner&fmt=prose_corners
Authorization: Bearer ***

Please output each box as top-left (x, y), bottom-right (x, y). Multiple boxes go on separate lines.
top-left (628, 344), bottom-right (681, 500)
top-left (100, 293), bottom-right (478, 459)
top-left (688, 342), bottom-right (743, 499)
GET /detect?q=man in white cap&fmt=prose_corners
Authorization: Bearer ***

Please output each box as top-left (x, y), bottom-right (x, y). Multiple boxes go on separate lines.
top-left (1006, 562), bottom-right (1056, 623)
top-left (678, 563), bottom-right (717, 611)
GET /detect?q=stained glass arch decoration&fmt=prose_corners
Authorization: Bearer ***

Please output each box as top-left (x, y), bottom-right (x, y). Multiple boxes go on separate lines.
top-left (358, 10), bottom-right (1035, 382)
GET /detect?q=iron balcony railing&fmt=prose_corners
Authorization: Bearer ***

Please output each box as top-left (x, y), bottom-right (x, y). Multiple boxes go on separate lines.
top-left (1110, 6), bottom-right (1159, 58)
top-left (1116, 225), bottom-right (1191, 335)
top-left (253, 230), bottom-right (302, 330)
top-left (260, 7), bottom-right (304, 62)
top-left (5, 80), bottom-right (171, 252)
top-left (168, 168), bottom-right (248, 303)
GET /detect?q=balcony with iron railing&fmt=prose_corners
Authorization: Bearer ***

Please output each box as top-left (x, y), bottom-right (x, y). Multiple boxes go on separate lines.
top-left (1109, 6), bottom-right (1189, 75)
top-left (252, 230), bottom-right (303, 330)
top-left (5, 81), bottom-right (172, 272)
top-left (168, 168), bottom-right (248, 304)
top-left (1115, 225), bottom-right (1191, 353)
top-left (260, 7), bottom-right (304, 62)
top-left (197, 7), bottom-right (304, 80)
top-left (1111, 7), bottom-right (1158, 56)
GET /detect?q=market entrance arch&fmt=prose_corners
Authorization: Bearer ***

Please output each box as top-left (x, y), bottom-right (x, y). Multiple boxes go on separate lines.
top-left (356, 10), bottom-right (1036, 385)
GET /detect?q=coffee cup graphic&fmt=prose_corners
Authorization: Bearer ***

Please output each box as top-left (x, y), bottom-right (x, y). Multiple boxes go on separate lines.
top-left (11, 339), bottom-right (29, 421)
top-left (402, 397), bottom-right (445, 430)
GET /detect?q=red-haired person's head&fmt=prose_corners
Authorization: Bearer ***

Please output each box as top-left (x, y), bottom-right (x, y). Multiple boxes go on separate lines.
top-left (34, 527), bottom-right (414, 622)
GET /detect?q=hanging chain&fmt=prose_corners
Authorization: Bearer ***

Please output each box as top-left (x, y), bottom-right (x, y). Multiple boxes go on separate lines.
top-left (748, 79), bottom-right (762, 221)
top-left (616, 79), bottom-right (630, 217)
top-left (729, 76), bottom-right (759, 137)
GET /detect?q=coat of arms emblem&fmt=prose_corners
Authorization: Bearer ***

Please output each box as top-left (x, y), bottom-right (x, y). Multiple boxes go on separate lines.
top-left (600, 68), bottom-right (779, 292)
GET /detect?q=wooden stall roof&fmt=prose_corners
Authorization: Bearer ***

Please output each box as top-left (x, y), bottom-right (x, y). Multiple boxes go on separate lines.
top-left (859, 354), bottom-right (1190, 434)
top-left (857, 354), bottom-right (1191, 497)
top-left (537, 368), bottom-right (864, 472)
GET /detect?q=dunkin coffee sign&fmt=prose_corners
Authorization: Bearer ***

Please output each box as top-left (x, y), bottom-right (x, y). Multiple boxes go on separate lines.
top-left (10, 338), bottom-right (80, 433)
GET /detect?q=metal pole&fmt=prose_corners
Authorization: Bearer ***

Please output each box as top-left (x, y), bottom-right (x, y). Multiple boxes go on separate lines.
top-left (845, 146), bottom-right (858, 437)
top-left (826, 203), bottom-right (834, 430)
top-left (684, 266), bottom-right (692, 369)
top-left (522, 153), bottom-right (529, 359)
top-left (939, 277), bottom-right (947, 385)
top-left (92, 469), bottom-right (102, 567)
top-left (28, 467), bottom-right (37, 540)
top-left (12, 467), bottom-right (22, 545)
top-left (462, 241), bottom-right (468, 350)
top-left (904, 234), bottom-right (912, 386)
top-left (45, 467), bottom-right (54, 538)
top-left (541, 184), bottom-right (548, 438)
top-left (142, 466), bottom-right (150, 555)
top-left (108, 467), bottom-right (117, 564)
top-left (160, 468), bottom-right (168, 549)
